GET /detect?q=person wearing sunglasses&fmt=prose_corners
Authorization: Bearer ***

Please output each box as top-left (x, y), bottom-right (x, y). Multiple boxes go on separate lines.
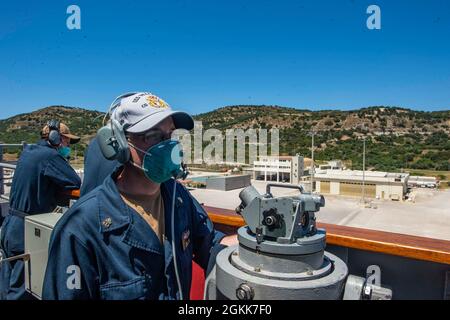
top-left (80, 121), bottom-right (171, 197)
top-left (43, 92), bottom-right (236, 300)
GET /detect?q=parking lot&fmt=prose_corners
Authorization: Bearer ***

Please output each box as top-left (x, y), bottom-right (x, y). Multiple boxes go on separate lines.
top-left (190, 181), bottom-right (450, 241)
top-left (3, 172), bottom-right (449, 241)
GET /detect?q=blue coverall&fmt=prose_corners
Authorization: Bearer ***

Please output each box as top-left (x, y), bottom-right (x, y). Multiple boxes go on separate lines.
top-left (0, 140), bottom-right (81, 300)
top-left (79, 136), bottom-right (119, 197)
top-left (43, 167), bottom-right (225, 300)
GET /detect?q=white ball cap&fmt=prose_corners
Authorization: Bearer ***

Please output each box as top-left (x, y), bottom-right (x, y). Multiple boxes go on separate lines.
top-left (111, 92), bottom-right (194, 133)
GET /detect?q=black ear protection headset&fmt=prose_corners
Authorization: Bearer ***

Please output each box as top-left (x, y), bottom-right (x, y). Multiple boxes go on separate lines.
top-left (97, 92), bottom-right (189, 299)
top-left (97, 92), bottom-right (189, 180)
top-left (47, 120), bottom-right (61, 146)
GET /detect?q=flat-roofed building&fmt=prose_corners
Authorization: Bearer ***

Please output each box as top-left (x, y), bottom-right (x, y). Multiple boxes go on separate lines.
top-left (318, 160), bottom-right (344, 171)
top-left (314, 169), bottom-right (410, 201)
top-left (250, 155), bottom-right (307, 184)
top-left (408, 176), bottom-right (438, 188)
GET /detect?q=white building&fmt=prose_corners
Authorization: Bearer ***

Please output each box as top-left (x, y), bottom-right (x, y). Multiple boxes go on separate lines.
top-left (408, 176), bottom-right (438, 188)
top-left (250, 155), bottom-right (305, 184)
top-left (314, 169), bottom-right (410, 201)
top-left (318, 160), bottom-right (343, 171)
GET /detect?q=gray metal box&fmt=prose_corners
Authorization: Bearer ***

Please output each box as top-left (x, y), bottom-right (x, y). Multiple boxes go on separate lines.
top-left (24, 213), bottom-right (63, 299)
top-left (206, 175), bottom-right (251, 191)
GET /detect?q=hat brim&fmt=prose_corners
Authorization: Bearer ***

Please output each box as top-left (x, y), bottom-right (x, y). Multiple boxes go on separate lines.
top-left (61, 133), bottom-right (81, 144)
top-left (125, 109), bottom-right (194, 134)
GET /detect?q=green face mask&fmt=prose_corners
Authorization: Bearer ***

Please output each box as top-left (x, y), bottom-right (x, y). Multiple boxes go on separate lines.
top-left (130, 139), bottom-right (184, 183)
top-left (58, 146), bottom-right (71, 159)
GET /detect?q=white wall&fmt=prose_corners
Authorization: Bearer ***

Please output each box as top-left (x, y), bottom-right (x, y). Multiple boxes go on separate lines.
top-left (376, 184), bottom-right (404, 200)
top-left (330, 181), bottom-right (340, 195)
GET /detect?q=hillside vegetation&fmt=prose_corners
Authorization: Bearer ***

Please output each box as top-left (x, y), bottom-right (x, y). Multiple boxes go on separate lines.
top-left (0, 106), bottom-right (104, 155)
top-left (0, 105), bottom-right (449, 172)
top-left (194, 105), bottom-right (450, 171)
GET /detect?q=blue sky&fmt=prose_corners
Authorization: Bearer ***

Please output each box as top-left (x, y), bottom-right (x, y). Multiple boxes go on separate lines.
top-left (0, 0), bottom-right (449, 119)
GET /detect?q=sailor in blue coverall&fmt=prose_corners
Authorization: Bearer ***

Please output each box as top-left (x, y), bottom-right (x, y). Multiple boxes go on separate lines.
top-left (43, 92), bottom-right (236, 300)
top-left (0, 122), bottom-right (81, 300)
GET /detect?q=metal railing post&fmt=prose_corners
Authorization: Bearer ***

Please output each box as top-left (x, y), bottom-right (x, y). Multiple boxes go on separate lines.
top-left (0, 144), bottom-right (4, 195)
top-left (0, 142), bottom-right (30, 197)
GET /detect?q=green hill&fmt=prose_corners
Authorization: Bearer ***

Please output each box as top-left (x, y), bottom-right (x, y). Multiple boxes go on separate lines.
top-left (0, 106), bottom-right (104, 155)
top-left (193, 105), bottom-right (450, 171)
top-left (0, 105), bottom-right (449, 171)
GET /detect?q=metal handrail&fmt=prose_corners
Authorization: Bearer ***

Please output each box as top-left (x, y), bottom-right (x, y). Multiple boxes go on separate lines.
top-left (0, 252), bottom-right (30, 264)
top-left (0, 163), bottom-right (17, 170)
top-left (0, 144), bottom-right (27, 147)
top-left (0, 142), bottom-right (26, 195)
top-left (0, 163), bottom-right (15, 201)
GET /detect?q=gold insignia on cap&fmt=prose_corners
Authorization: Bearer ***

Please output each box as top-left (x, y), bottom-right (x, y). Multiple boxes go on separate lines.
top-left (146, 95), bottom-right (169, 109)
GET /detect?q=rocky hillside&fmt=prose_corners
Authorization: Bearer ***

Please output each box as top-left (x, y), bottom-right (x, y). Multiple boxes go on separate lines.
top-left (0, 105), bottom-right (449, 171)
top-left (0, 106), bottom-right (104, 154)
top-left (194, 105), bottom-right (450, 171)
top-left (195, 105), bottom-right (450, 133)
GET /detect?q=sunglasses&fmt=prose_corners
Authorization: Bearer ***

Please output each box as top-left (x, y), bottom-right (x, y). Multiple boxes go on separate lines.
top-left (128, 128), bottom-right (174, 145)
